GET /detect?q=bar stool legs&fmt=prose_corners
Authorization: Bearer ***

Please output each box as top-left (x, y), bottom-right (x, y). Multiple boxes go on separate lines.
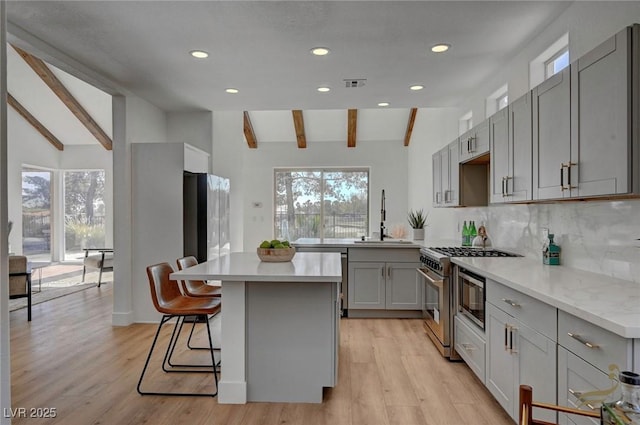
top-left (137, 314), bottom-right (219, 397)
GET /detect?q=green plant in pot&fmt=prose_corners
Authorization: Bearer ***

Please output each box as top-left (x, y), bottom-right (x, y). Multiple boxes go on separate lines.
top-left (407, 209), bottom-right (428, 240)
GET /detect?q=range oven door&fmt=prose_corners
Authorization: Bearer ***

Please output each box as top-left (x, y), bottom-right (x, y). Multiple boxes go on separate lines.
top-left (417, 267), bottom-right (449, 351)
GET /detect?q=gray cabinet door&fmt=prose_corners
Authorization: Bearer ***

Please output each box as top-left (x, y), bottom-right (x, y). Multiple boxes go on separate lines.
top-left (490, 108), bottom-right (510, 203)
top-left (440, 145), bottom-right (451, 205)
top-left (533, 67), bottom-right (571, 200)
top-left (460, 119), bottom-right (490, 163)
top-left (485, 303), bottom-right (516, 416)
top-left (570, 26), bottom-right (631, 197)
top-left (446, 140), bottom-right (460, 206)
top-left (514, 318), bottom-right (557, 423)
top-left (509, 92), bottom-right (533, 202)
top-left (385, 262), bottom-right (422, 310)
top-left (432, 151), bottom-right (442, 206)
top-left (348, 261), bottom-right (385, 309)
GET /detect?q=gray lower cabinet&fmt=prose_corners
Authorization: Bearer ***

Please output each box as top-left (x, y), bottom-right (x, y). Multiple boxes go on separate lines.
top-left (454, 315), bottom-right (486, 384)
top-left (348, 261), bottom-right (421, 310)
top-left (486, 296), bottom-right (557, 422)
top-left (347, 248), bottom-right (421, 312)
top-left (556, 309), bottom-right (634, 423)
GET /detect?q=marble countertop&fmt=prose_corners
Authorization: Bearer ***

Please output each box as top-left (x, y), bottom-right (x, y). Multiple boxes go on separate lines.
top-left (292, 237), bottom-right (421, 248)
top-left (170, 251), bottom-right (342, 282)
top-left (452, 256), bottom-right (640, 338)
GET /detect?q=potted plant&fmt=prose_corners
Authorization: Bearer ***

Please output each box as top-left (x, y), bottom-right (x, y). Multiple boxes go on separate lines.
top-left (407, 209), bottom-right (428, 240)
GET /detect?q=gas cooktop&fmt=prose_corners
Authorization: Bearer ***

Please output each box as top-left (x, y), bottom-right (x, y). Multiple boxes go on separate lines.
top-left (429, 247), bottom-right (519, 258)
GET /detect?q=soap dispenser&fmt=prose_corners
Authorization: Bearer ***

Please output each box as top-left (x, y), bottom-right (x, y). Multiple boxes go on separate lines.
top-left (542, 234), bottom-right (561, 265)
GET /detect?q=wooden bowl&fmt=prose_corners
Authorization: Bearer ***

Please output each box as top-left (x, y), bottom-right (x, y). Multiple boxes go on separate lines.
top-left (256, 247), bottom-right (296, 262)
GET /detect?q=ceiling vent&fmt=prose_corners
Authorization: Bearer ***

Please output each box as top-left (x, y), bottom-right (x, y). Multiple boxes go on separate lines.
top-left (344, 79), bottom-right (366, 88)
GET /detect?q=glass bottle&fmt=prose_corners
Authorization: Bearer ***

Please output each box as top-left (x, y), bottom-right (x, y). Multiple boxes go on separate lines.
top-left (469, 221), bottom-right (477, 244)
top-left (601, 371), bottom-right (640, 424)
top-left (462, 221), bottom-right (469, 246)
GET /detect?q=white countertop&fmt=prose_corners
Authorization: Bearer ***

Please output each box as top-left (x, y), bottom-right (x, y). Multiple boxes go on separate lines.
top-left (452, 256), bottom-right (640, 338)
top-left (170, 251), bottom-right (342, 282)
top-left (293, 237), bottom-right (421, 248)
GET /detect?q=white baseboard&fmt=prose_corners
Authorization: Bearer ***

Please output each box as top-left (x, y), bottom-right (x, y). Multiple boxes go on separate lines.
top-left (218, 380), bottom-right (247, 404)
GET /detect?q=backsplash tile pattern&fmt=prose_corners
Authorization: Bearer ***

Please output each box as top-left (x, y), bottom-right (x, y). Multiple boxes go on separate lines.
top-left (458, 199), bottom-right (640, 284)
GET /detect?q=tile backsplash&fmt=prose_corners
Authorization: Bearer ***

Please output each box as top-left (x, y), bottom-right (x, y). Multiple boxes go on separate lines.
top-left (458, 199), bottom-right (640, 284)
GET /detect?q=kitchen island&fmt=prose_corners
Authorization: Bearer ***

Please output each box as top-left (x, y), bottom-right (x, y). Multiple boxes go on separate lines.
top-left (171, 251), bottom-right (342, 404)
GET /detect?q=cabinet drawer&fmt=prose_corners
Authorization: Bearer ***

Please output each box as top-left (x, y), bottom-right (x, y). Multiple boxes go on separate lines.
top-left (558, 310), bottom-right (632, 373)
top-left (558, 346), bottom-right (620, 425)
top-left (348, 248), bottom-right (419, 263)
top-left (486, 279), bottom-right (556, 339)
top-left (455, 315), bottom-right (486, 384)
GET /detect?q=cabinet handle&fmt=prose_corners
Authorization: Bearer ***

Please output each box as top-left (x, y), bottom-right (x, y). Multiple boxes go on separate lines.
top-left (504, 325), bottom-right (509, 351)
top-left (461, 343), bottom-right (476, 351)
top-left (567, 332), bottom-right (600, 349)
top-left (381, 267), bottom-right (385, 278)
top-left (568, 162), bottom-right (577, 189)
top-left (467, 138), bottom-right (471, 153)
top-left (502, 298), bottom-right (521, 307)
top-left (387, 266), bottom-right (391, 278)
top-left (560, 164), bottom-right (567, 190)
top-left (501, 177), bottom-right (506, 197)
top-left (505, 176), bottom-right (512, 196)
top-left (509, 326), bottom-right (518, 354)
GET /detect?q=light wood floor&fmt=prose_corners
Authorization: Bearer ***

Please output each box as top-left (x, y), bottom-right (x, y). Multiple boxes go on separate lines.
top-left (9, 286), bottom-right (514, 425)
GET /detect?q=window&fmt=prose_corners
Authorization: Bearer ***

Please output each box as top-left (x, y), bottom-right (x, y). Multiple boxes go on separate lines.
top-left (545, 48), bottom-right (569, 78)
top-left (459, 111), bottom-right (473, 135)
top-left (486, 84), bottom-right (508, 117)
top-left (63, 170), bottom-right (106, 260)
top-left (530, 33), bottom-right (569, 88)
top-left (22, 168), bottom-right (53, 262)
top-left (274, 168), bottom-right (369, 240)
top-left (497, 93), bottom-right (509, 111)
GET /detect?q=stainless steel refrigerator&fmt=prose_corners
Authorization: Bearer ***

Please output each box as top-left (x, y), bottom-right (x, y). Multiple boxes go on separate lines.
top-left (183, 172), bottom-right (230, 263)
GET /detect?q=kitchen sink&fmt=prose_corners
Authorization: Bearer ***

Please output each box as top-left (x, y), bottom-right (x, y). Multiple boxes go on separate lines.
top-left (353, 239), bottom-right (414, 245)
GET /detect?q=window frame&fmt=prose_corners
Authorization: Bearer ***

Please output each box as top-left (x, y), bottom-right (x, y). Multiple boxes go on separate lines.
top-left (545, 48), bottom-right (569, 79)
top-left (273, 167), bottom-right (370, 240)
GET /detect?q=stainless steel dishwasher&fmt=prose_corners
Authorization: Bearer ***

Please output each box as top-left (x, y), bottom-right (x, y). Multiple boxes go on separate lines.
top-left (294, 246), bottom-right (348, 316)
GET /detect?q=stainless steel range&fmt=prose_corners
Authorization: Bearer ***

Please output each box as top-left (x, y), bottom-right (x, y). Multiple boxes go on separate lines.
top-left (418, 246), bottom-right (519, 360)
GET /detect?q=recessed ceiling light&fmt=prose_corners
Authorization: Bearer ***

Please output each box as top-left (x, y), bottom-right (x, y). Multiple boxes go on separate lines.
top-left (225, 88), bottom-right (239, 94)
top-left (378, 102), bottom-right (390, 107)
top-left (190, 50), bottom-right (209, 59)
top-left (311, 47), bottom-right (330, 56)
top-left (431, 44), bottom-right (450, 53)
top-left (410, 85), bottom-right (424, 91)
top-left (317, 86), bottom-right (331, 93)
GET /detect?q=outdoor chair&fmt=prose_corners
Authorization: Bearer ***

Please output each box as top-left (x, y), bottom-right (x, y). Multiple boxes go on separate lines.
top-left (82, 248), bottom-right (113, 287)
top-left (8, 255), bottom-right (32, 321)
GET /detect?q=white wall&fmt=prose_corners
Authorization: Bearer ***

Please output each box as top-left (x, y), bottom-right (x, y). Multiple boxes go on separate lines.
top-left (167, 111), bottom-right (212, 156)
top-left (410, 2), bottom-right (640, 283)
top-left (112, 94), bottom-right (167, 325)
top-left (407, 107), bottom-right (459, 241)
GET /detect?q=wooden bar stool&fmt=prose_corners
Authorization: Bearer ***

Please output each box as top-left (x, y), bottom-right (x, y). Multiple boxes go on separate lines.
top-left (137, 262), bottom-right (221, 397)
top-left (519, 385), bottom-right (600, 425)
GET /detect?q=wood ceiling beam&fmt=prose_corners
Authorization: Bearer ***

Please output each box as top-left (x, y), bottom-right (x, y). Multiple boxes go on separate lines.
top-left (292, 110), bottom-right (306, 149)
top-left (7, 93), bottom-right (64, 151)
top-left (347, 109), bottom-right (357, 148)
top-left (12, 45), bottom-right (113, 151)
top-left (404, 108), bottom-right (418, 146)
top-left (244, 111), bottom-right (258, 149)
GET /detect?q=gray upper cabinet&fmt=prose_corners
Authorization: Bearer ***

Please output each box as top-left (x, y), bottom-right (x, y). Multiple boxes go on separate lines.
top-left (432, 140), bottom-right (460, 207)
top-left (570, 25), bottom-right (636, 198)
top-left (534, 25), bottom-right (640, 201)
top-left (492, 93), bottom-right (533, 204)
top-left (533, 67), bottom-right (571, 200)
top-left (489, 108), bottom-right (510, 203)
top-left (459, 118), bottom-right (490, 163)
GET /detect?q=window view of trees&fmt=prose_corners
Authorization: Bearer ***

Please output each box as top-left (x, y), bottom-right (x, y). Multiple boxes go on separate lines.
top-left (64, 170), bottom-right (106, 260)
top-left (22, 169), bottom-right (52, 260)
top-left (274, 169), bottom-right (369, 241)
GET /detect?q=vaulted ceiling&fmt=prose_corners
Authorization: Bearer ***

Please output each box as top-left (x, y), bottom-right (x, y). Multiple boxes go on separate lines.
top-left (5, 1), bottom-right (573, 148)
